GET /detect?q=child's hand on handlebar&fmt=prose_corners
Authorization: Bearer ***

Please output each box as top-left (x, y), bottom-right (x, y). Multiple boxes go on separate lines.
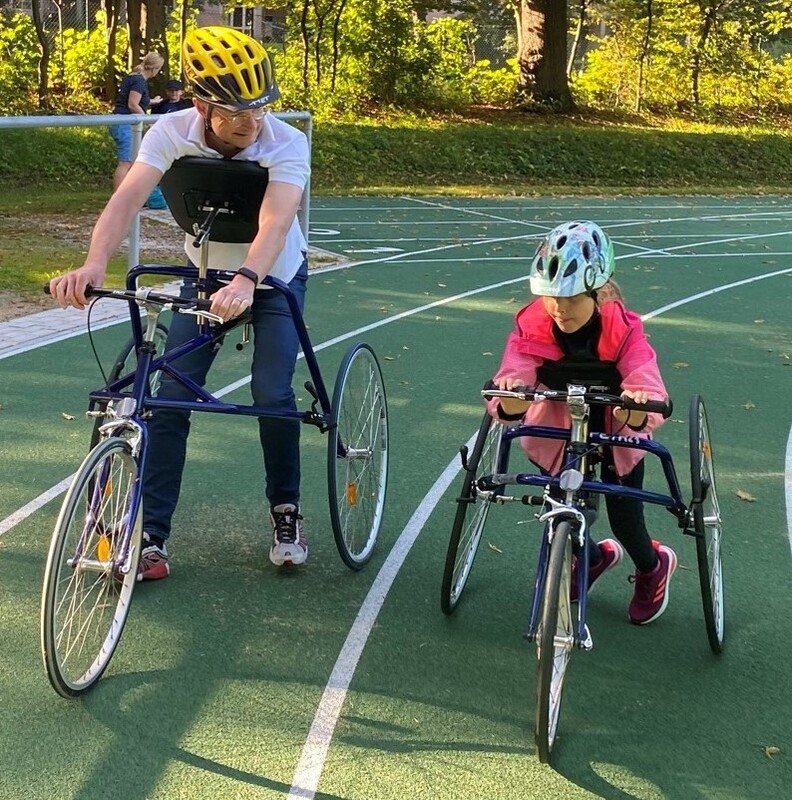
top-left (613, 389), bottom-right (649, 428)
top-left (493, 376), bottom-right (536, 418)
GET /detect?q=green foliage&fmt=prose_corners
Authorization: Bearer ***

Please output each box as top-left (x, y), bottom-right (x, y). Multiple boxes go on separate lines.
top-left (468, 58), bottom-right (519, 105)
top-left (0, 12), bottom-right (39, 115)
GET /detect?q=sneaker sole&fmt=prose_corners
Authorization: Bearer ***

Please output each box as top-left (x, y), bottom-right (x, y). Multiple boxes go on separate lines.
top-left (269, 550), bottom-right (308, 567)
top-left (630, 548), bottom-right (677, 625)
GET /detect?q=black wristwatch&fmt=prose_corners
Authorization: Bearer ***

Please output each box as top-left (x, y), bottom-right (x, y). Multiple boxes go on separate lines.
top-left (235, 267), bottom-right (260, 285)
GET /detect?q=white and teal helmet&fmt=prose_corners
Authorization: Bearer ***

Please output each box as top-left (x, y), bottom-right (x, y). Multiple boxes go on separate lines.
top-left (529, 221), bottom-right (615, 297)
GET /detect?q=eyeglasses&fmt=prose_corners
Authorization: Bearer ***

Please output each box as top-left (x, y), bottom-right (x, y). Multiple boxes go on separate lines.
top-left (210, 105), bottom-right (267, 121)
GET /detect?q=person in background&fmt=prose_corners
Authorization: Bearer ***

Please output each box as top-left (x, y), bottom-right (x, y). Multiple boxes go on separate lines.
top-left (147, 79), bottom-right (193, 208)
top-left (487, 221), bottom-right (677, 626)
top-left (110, 52), bottom-right (164, 192)
top-left (152, 79), bottom-right (193, 114)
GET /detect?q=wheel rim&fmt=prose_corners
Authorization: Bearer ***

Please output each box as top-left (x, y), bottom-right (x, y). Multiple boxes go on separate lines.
top-left (330, 346), bottom-right (388, 566)
top-left (43, 443), bottom-right (140, 693)
top-left (450, 421), bottom-right (501, 604)
top-left (695, 401), bottom-right (724, 643)
top-left (539, 542), bottom-right (574, 750)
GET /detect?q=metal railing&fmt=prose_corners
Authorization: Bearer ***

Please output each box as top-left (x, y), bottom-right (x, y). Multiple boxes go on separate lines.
top-left (0, 111), bottom-right (313, 270)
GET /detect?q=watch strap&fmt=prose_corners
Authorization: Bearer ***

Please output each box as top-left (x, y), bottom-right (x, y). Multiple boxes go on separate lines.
top-left (235, 267), bottom-right (259, 285)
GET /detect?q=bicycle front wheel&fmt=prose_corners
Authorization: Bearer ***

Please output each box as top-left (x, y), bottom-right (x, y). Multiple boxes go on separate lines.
top-left (440, 412), bottom-right (503, 614)
top-left (689, 394), bottom-right (725, 653)
top-left (327, 343), bottom-right (388, 570)
top-left (535, 521), bottom-right (575, 763)
top-left (41, 437), bottom-right (142, 697)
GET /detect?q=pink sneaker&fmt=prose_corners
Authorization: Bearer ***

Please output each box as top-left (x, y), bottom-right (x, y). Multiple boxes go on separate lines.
top-left (628, 541), bottom-right (677, 625)
top-left (571, 538), bottom-right (624, 602)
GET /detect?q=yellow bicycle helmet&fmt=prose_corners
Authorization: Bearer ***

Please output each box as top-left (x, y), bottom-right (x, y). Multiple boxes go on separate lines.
top-left (182, 26), bottom-right (280, 110)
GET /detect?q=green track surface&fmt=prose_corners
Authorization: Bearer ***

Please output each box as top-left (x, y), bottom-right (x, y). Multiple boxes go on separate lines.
top-left (0, 196), bottom-right (789, 798)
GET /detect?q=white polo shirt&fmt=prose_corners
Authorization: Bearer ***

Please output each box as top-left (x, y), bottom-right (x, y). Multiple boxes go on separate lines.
top-left (137, 108), bottom-right (310, 283)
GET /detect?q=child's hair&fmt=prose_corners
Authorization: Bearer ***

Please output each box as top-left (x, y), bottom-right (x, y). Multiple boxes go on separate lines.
top-left (595, 279), bottom-right (623, 305)
top-left (133, 52), bottom-right (164, 75)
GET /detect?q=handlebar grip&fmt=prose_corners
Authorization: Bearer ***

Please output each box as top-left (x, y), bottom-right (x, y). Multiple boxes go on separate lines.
top-left (621, 397), bottom-right (674, 418)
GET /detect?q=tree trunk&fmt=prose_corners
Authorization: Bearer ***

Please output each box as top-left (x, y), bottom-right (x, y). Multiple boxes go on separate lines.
top-left (635, 0), bottom-right (653, 112)
top-left (516, 0), bottom-right (575, 111)
top-left (127, 0), bottom-right (143, 68)
top-left (143, 0), bottom-right (169, 86)
top-left (101, 0), bottom-right (122, 101)
top-left (30, 0), bottom-right (52, 110)
top-left (567, 0), bottom-right (588, 77)
top-left (691, 2), bottom-right (719, 106)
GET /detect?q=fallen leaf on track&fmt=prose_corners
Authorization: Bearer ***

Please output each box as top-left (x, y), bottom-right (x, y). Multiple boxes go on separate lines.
top-left (735, 489), bottom-right (756, 502)
top-left (487, 543), bottom-right (503, 554)
top-left (61, 412), bottom-right (75, 420)
top-left (672, 362), bottom-right (689, 368)
top-left (762, 745), bottom-right (780, 759)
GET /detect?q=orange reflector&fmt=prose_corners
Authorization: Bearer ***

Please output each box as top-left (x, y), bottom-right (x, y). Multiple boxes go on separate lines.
top-left (702, 442), bottom-right (711, 458)
top-left (346, 482), bottom-right (357, 506)
top-left (97, 534), bottom-right (111, 561)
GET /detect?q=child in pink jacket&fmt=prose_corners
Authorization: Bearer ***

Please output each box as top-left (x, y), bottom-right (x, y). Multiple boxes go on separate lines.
top-left (488, 221), bottom-right (676, 625)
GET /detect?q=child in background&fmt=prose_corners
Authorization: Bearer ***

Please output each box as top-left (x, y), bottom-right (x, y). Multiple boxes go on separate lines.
top-left (487, 220), bottom-right (677, 625)
top-left (152, 79), bottom-right (193, 114)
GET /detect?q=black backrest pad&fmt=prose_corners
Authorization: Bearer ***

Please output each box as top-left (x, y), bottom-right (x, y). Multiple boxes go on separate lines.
top-left (158, 157), bottom-right (270, 243)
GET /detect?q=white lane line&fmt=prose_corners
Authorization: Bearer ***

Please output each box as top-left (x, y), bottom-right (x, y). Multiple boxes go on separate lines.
top-left (0, 478), bottom-right (74, 537)
top-left (286, 435), bottom-right (476, 800)
top-left (786, 426), bottom-right (792, 559)
top-left (287, 265), bottom-right (792, 799)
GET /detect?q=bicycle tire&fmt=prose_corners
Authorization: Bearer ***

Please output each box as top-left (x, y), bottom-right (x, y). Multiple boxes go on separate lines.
top-left (689, 394), bottom-right (725, 653)
top-left (327, 342), bottom-right (389, 570)
top-left (440, 412), bottom-right (503, 614)
top-left (41, 437), bottom-right (142, 697)
top-left (535, 520), bottom-right (575, 763)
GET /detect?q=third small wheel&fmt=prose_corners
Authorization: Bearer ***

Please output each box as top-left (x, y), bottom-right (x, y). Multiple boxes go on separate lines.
top-left (327, 343), bottom-right (388, 570)
top-left (689, 394), bottom-right (725, 653)
top-left (440, 412), bottom-right (504, 614)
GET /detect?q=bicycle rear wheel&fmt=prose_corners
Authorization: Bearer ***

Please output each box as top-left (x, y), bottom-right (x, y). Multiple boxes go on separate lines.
top-left (440, 412), bottom-right (503, 614)
top-left (689, 394), bottom-right (724, 653)
top-left (41, 437), bottom-right (142, 697)
top-left (535, 521), bottom-right (575, 763)
top-left (327, 343), bottom-right (388, 570)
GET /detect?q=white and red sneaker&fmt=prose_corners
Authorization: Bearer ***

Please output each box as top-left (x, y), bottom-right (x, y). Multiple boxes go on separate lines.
top-left (269, 504), bottom-right (308, 566)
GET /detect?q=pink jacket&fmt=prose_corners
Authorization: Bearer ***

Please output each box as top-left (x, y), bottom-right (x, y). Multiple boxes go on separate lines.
top-left (487, 299), bottom-right (667, 477)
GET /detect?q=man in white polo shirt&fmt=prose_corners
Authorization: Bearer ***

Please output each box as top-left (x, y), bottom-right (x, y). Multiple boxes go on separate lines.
top-left (49, 26), bottom-right (311, 577)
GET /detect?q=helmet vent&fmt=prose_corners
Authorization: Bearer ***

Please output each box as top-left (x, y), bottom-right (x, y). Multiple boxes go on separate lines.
top-left (582, 243), bottom-right (591, 260)
top-left (592, 232), bottom-right (601, 247)
top-left (548, 257), bottom-right (559, 280)
top-left (563, 259), bottom-right (578, 277)
top-left (556, 235), bottom-right (567, 249)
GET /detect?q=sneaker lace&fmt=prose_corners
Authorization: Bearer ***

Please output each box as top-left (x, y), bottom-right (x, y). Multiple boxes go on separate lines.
top-left (628, 570), bottom-right (654, 603)
top-left (272, 509), bottom-right (304, 544)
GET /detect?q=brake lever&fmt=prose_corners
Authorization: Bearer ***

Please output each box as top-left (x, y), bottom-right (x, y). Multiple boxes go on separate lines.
top-left (180, 308), bottom-right (225, 325)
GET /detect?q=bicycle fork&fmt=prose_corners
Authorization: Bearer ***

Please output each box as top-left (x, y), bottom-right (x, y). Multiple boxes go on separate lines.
top-left (523, 502), bottom-right (594, 651)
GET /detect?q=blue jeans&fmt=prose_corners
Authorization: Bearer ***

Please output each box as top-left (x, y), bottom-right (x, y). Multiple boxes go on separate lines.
top-left (109, 123), bottom-right (133, 162)
top-left (142, 261), bottom-right (308, 540)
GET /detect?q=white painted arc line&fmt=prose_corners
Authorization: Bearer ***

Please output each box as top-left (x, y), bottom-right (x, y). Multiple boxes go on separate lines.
top-left (286, 431), bottom-right (477, 800)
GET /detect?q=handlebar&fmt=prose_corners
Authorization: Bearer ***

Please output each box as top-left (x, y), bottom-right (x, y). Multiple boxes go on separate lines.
top-left (44, 284), bottom-right (217, 317)
top-left (481, 380), bottom-right (673, 419)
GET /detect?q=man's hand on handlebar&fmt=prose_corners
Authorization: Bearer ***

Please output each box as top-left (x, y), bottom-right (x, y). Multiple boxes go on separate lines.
top-left (49, 265), bottom-right (107, 310)
top-left (208, 276), bottom-right (255, 323)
